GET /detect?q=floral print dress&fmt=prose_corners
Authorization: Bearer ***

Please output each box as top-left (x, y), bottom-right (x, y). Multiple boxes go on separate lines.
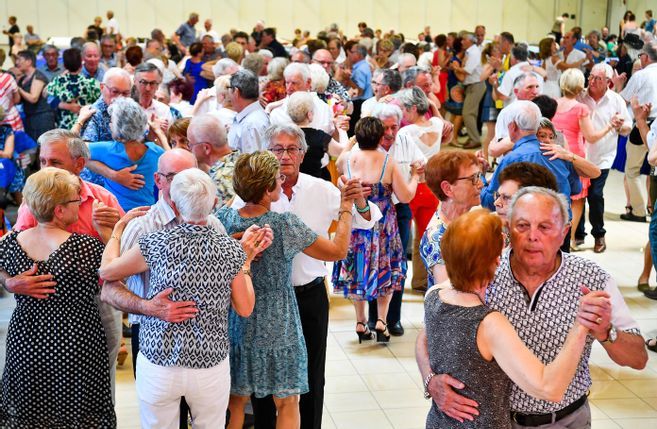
top-left (46, 73), bottom-right (100, 129)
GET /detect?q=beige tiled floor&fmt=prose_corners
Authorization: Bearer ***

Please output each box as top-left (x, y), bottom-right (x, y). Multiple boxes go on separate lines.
top-left (2, 170), bottom-right (657, 428)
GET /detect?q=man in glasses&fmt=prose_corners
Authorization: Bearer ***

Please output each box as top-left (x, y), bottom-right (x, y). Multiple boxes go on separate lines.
top-left (80, 67), bottom-right (132, 142)
top-left (133, 62), bottom-right (173, 129)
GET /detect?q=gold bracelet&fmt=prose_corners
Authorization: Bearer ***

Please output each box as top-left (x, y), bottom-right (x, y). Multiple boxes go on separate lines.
top-left (338, 209), bottom-right (353, 218)
top-left (242, 268), bottom-right (252, 277)
top-left (110, 235), bottom-right (120, 241)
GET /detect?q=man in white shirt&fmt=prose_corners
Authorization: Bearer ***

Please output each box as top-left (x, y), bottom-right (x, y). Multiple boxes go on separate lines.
top-left (496, 44), bottom-right (545, 107)
top-left (227, 69), bottom-right (270, 153)
top-left (451, 32), bottom-right (486, 149)
top-left (233, 123), bottom-right (381, 429)
top-left (200, 19), bottom-right (219, 44)
top-left (558, 31), bottom-right (589, 72)
top-left (105, 10), bottom-right (119, 36)
top-left (619, 41), bottom-right (657, 222)
top-left (360, 68), bottom-right (402, 118)
top-left (269, 63), bottom-right (335, 136)
top-left (134, 63), bottom-right (173, 129)
top-left (577, 63), bottom-right (631, 252)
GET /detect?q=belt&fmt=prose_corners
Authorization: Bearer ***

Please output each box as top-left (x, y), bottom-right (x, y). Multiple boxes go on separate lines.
top-left (510, 394), bottom-right (587, 427)
top-left (294, 277), bottom-right (324, 294)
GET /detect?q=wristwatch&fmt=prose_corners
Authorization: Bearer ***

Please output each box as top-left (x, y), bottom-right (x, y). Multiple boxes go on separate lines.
top-left (423, 372), bottom-right (436, 399)
top-left (242, 268), bottom-right (252, 277)
top-left (600, 324), bottom-right (617, 344)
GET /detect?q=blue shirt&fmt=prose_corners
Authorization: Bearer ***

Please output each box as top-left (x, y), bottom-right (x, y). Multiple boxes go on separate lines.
top-left (176, 22), bottom-right (197, 47)
top-left (351, 59), bottom-right (373, 100)
top-left (82, 97), bottom-right (112, 142)
top-left (646, 18), bottom-right (656, 33)
top-left (480, 135), bottom-right (581, 216)
top-left (82, 64), bottom-right (106, 82)
top-left (88, 141), bottom-right (164, 211)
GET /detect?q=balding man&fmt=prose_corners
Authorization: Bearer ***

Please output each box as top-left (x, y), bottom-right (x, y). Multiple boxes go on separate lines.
top-left (311, 48), bottom-right (350, 102)
top-left (188, 114), bottom-right (240, 207)
top-left (201, 19), bottom-right (219, 44)
top-left (227, 69), bottom-right (270, 153)
top-left (81, 67), bottom-right (132, 142)
top-left (81, 42), bottom-right (107, 82)
top-left (8, 129), bottom-right (124, 401)
top-left (269, 63), bottom-right (335, 135)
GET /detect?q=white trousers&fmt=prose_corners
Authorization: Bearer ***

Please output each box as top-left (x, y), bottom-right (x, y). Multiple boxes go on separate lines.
top-left (136, 353), bottom-right (230, 429)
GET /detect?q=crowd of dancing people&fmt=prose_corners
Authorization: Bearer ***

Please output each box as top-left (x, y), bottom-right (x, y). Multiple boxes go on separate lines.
top-left (0, 7), bottom-right (655, 429)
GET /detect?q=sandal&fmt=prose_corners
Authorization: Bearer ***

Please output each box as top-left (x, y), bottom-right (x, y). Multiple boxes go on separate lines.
top-left (356, 322), bottom-right (374, 344)
top-left (646, 338), bottom-right (657, 353)
top-left (375, 318), bottom-right (391, 343)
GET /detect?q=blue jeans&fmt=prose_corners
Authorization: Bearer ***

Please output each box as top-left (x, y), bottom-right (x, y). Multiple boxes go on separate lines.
top-left (576, 169), bottom-right (610, 239)
top-left (649, 176), bottom-right (657, 273)
top-left (368, 203), bottom-right (411, 325)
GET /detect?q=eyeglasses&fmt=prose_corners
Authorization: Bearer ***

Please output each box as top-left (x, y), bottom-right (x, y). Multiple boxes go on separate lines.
top-left (105, 85), bottom-right (131, 97)
top-left (455, 172), bottom-right (483, 185)
top-left (64, 197), bottom-right (82, 205)
top-left (157, 171), bottom-right (178, 182)
top-left (139, 79), bottom-right (160, 87)
top-left (270, 146), bottom-right (303, 156)
top-left (494, 191), bottom-right (513, 203)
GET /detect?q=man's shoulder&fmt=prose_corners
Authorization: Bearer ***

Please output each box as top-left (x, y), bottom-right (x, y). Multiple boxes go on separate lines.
top-left (83, 181), bottom-right (121, 207)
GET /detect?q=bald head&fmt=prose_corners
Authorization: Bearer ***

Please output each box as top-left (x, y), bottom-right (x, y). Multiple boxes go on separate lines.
top-left (187, 114), bottom-right (228, 149)
top-left (158, 148), bottom-right (198, 172)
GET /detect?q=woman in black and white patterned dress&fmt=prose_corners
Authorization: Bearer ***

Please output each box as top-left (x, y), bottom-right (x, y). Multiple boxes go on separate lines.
top-left (0, 167), bottom-right (116, 427)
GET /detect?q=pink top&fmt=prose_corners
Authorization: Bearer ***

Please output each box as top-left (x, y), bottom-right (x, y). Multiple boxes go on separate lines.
top-left (552, 101), bottom-right (590, 158)
top-left (14, 179), bottom-right (125, 239)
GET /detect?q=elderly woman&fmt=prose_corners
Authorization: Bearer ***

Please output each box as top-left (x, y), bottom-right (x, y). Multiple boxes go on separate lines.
top-left (0, 167), bottom-right (116, 427)
top-left (287, 91), bottom-right (347, 179)
top-left (46, 48), bottom-right (100, 129)
top-left (87, 97), bottom-right (168, 211)
top-left (261, 57), bottom-right (289, 106)
top-left (192, 75), bottom-right (236, 126)
top-left (419, 150), bottom-right (483, 286)
top-left (99, 168), bottom-right (266, 428)
top-left (216, 151), bottom-right (356, 429)
top-left (424, 207), bottom-right (589, 428)
top-left (334, 117), bottom-right (420, 342)
top-left (552, 68), bottom-right (612, 249)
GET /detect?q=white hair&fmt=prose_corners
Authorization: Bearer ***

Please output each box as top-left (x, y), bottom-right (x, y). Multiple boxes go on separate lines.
top-left (108, 98), bottom-right (148, 142)
top-left (188, 114), bottom-right (227, 148)
top-left (170, 168), bottom-right (217, 223)
top-left (371, 103), bottom-right (403, 124)
top-left (507, 100), bottom-right (541, 132)
top-left (508, 186), bottom-right (569, 226)
top-left (284, 62), bottom-right (311, 82)
top-left (591, 62), bottom-right (613, 79)
top-left (397, 53), bottom-right (417, 68)
top-left (212, 58), bottom-right (240, 78)
top-left (102, 67), bottom-right (131, 85)
top-left (287, 92), bottom-right (314, 124)
top-left (259, 49), bottom-right (273, 59)
top-left (308, 63), bottom-right (329, 93)
top-left (267, 57), bottom-right (289, 80)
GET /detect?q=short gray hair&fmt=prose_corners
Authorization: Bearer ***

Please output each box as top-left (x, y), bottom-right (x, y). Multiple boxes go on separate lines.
top-left (108, 98), bottom-right (148, 142)
top-left (591, 62), bottom-right (613, 79)
top-left (371, 102), bottom-right (403, 124)
top-left (397, 53), bottom-right (417, 68)
top-left (170, 168), bottom-right (217, 223)
top-left (38, 129), bottom-right (90, 160)
top-left (135, 62), bottom-right (163, 78)
top-left (308, 63), bottom-right (329, 93)
top-left (508, 186), bottom-right (569, 226)
top-left (241, 53), bottom-right (264, 76)
top-left (287, 92), bottom-right (314, 124)
top-left (188, 114), bottom-right (228, 148)
top-left (512, 71), bottom-right (540, 89)
top-left (284, 62), bottom-right (311, 82)
top-left (212, 58), bottom-right (240, 78)
top-left (265, 123), bottom-right (308, 152)
top-left (43, 44), bottom-right (58, 54)
top-left (103, 67), bottom-right (131, 85)
top-left (511, 44), bottom-right (529, 62)
top-left (643, 41), bottom-right (657, 63)
top-left (81, 41), bottom-right (99, 56)
top-left (377, 68), bottom-right (402, 92)
top-left (507, 100), bottom-right (542, 132)
top-left (267, 57), bottom-right (289, 80)
top-left (397, 86), bottom-right (430, 115)
top-left (230, 69), bottom-right (259, 100)
top-left (401, 66), bottom-right (431, 87)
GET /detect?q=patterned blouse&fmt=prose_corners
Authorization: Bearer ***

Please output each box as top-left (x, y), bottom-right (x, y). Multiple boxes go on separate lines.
top-left (0, 72), bottom-right (23, 131)
top-left (46, 73), bottom-right (100, 129)
top-left (138, 223), bottom-right (246, 368)
top-left (419, 210), bottom-right (448, 286)
top-left (208, 150), bottom-right (241, 208)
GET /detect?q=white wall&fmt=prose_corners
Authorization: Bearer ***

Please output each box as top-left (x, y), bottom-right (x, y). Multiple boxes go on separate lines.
top-left (0, 0), bottom-right (609, 45)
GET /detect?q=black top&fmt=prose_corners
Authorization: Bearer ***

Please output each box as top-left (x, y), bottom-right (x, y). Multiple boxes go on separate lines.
top-left (267, 39), bottom-right (288, 58)
top-left (19, 69), bottom-right (51, 115)
top-left (300, 127), bottom-right (332, 179)
top-left (7, 24), bottom-right (19, 47)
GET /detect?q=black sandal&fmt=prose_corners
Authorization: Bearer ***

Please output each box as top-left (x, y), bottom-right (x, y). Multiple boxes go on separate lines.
top-left (356, 322), bottom-right (374, 344)
top-left (375, 319), bottom-right (391, 343)
top-left (646, 338), bottom-right (657, 353)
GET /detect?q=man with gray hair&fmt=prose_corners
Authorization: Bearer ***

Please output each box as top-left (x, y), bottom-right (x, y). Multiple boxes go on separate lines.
top-left (134, 62), bottom-right (174, 127)
top-left (361, 68), bottom-right (401, 117)
top-left (227, 69), bottom-right (270, 153)
top-left (7, 129), bottom-right (124, 401)
top-left (232, 123), bottom-right (381, 429)
top-left (172, 12), bottom-right (199, 55)
top-left (496, 44), bottom-right (545, 107)
top-left (418, 186), bottom-right (647, 428)
top-left (481, 100), bottom-right (581, 211)
top-left (395, 52), bottom-right (417, 73)
top-left (81, 41), bottom-right (107, 82)
top-left (188, 114), bottom-right (240, 208)
top-left (38, 44), bottom-right (63, 81)
top-left (401, 66), bottom-right (443, 118)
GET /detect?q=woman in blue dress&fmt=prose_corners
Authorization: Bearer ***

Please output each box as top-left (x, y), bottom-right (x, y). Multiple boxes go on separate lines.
top-left (216, 151), bottom-right (356, 429)
top-left (182, 42), bottom-right (210, 104)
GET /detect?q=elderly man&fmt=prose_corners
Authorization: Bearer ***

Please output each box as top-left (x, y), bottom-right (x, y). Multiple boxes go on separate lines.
top-left (344, 42), bottom-right (373, 103)
top-left (38, 44), bottom-right (63, 81)
top-left (227, 69), bottom-right (270, 153)
top-left (474, 25), bottom-right (486, 47)
top-left (496, 45), bottom-right (545, 107)
top-left (311, 48), bottom-right (350, 102)
top-left (366, 103), bottom-right (427, 334)
top-left (134, 62), bottom-right (174, 126)
top-left (618, 41), bottom-right (657, 223)
top-left (81, 67), bottom-right (132, 142)
top-left (574, 63), bottom-right (631, 252)
top-left (481, 101), bottom-right (581, 211)
top-left (361, 68), bottom-right (402, 117)
top-left (201, 19), bottom-right (219, 44)
top-left (201, 34), bottom-right (220, 62)
top-left (187, 114), bottom-right (240, 207)
top-left (395, 53), bottom-right (417, 73)
top-left (417, 186), bottom-right (647, 428)
top-left (401, 66), bottom-right (445, 119)
top-left (5, 129), bottom-right (124, 401)
top-left (172, 12), bottom-right (199, 55)
top-left (451, 32), bottom-right (486, 149)
top-left (260, 27), bottom-right (287, 58)
top-left (269, 63), bottom-right (335, 136)
top-left (99, 35), bottom-right (118, 68)
top-left (232, 123), bottom-right (381, 429)
top-left (81, 42), bottom-right (107, 82)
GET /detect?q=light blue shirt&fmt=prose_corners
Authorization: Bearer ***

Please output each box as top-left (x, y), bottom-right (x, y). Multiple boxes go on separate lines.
top-left (351, 59), bottom-right (373, 100)
top-left (227, 100), bottom-right (270, 153)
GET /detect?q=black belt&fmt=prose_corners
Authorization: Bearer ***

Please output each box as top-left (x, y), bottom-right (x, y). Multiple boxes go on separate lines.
top-left (294, 277), bottom-right (324, 294)
top-left (510, 394), bottom-right (587, 427)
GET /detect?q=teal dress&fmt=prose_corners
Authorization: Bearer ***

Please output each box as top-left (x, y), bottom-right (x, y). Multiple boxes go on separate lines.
top-left (215, 208), bottom-right (317, 398)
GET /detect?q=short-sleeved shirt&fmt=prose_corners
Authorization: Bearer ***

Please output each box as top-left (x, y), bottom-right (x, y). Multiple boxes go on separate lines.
top-left (138, 223), bottom-right (245, 368)
top-left (0, 72), bottom-right (24, 131)
top-left (419, 212), bottom-right (447, 286)
top-left (227, 101), bottom-right (270, 153)
top-left (208, 150), bottom-right (240, 208)
top-left (176, 22), bottom-right (197, 47)
top-left (46, 73), bottom-right (100, 129)
top-left (81, 97), bottom-right (112, 142)
top-left (87, 141), bottom-right (164, 211)
top-left (351, 59), bottom-right (373, 100)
